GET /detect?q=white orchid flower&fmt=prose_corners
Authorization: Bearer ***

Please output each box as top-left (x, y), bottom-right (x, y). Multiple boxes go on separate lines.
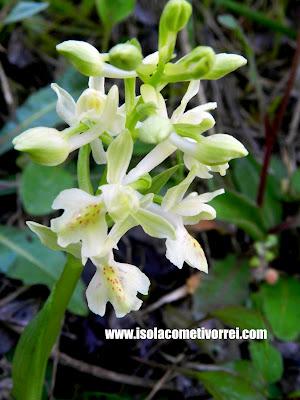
top-left (50, 188), bottom-right (107, 260)
top-left (51, 77), bottom-right (125, 164)
top-left (86, 252), bottom-right (150, 317)
top-left (100, 130), bottom-right (176, 241)
top-left (147, 170), bottom-right (224, 272)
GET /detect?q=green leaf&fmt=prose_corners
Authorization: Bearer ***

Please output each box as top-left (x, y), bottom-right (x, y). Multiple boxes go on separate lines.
top-left (259, 277), bottom-right (300, 341)
top-left (231, 156), bottom-right (282, 228)
top-left (212, 306), bottom-right (267, 330)
top-left (230, 360), bottom-right (266, 391)
top-left (0, 225), bottom-right (87, 316)
top-left (194, 255), bottom-right (250, 316)
top-left (209, 190), bottom-right (266, 240)
top-left (144, 164), bottom-right (180, 195)
top-left (95, 0), bottom-right (136, 29)
top-left (197, 370), bottom-right (265, 400)
top-left (0, 69), bottom-right (85, 155)
top-left (132, 140), bottom-right (154, 156)
top-left (4, 1), bottom-right (49, 24)
top-left (12, 255), bottom-right (83, 400)
top-left (249, 341), bottom-right (283, 383)
top-left (20, 163), bottom-right (74, 216)
top-left (290, 169), bottom-right (300, 198)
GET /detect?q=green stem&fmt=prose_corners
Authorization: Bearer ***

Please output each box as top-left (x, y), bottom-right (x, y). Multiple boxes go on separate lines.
top-left (124, 78), bottom-right (136, 117)
top-left (12, 255), bottom-right (83, 400)
top-left (77, 144), bottom-right (93, 194)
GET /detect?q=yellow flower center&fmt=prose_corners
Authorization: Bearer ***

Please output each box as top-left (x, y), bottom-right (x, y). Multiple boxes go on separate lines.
top-left (77, 89), bottom-right (105, 118)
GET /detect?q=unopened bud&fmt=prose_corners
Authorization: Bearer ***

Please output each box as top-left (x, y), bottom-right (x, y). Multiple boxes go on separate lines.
top-left (196, 134), bottom-right (248, 165)
top-left (160, 0), bottom-right (192, 34)
top-left (203, 53), bottom-right (247, 80)
top-left (13, 127), bottom-right (70, 166)
top-left (56, 40), bottom-right (103, 76)
top-left (164, 46), bottom-right (215, 82)
top-left (109, 43), bottom-right (143, 71)
top-left (158, 0), bottom-right (192, 64)
top-left (139, 115), bottom-right (173, 144)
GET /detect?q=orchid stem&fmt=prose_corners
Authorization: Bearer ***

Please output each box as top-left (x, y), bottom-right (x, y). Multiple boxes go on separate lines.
top-left (12, 255), bottom-right (83, 400)
top-left (125, 78), bottom-right (136, 117)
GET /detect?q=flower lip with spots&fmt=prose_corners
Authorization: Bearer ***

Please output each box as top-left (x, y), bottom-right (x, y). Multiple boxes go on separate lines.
top-left (86, 252), bottom-right (150, 318)
top-left (50, 188), bottom-right (108, 260)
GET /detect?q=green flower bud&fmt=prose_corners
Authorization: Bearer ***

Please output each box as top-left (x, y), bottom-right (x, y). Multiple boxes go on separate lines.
top-left (56, 40), bottom-right (103, 76)
top-left (203, 53), bottom-right (247, 80)
top-left (158, 0), bottom-right (192, 64)
top-left (196, 134), bottom-right (248, 165)
top-left (163, 46), bottom-right (215, 82)
top-left (109, 43), bottom-right (143, 71)
top-left (13, 127), bottom-right (70, 166)
top-left (139, 115), bottom-right (173, 144)
top-left (160, 0), bottom-right (192, 34)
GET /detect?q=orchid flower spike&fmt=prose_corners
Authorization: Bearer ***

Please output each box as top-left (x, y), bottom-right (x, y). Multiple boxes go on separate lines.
top-left (13, 0), bottom-right (249, 318)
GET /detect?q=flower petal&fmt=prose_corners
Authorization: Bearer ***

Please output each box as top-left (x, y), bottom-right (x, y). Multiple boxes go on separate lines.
top-left (26, 221), bottom-right (81, 258)
top-left (142, 51), bottom-right (159, 65)
top-left (51, 188), bottom-right (106, 258)
top-left (86, 269), bottom-right (109, 316)
top-left (171, 80), bottom-right (200, 121)
top-left (107, 130), bottom-right (133, 184)
top-left (90, 138), bottom-right (107, 164)
top-left (166, 226), bottom-right (208, 272)
top-left (132, 208), bottom-right (176, 239)
top-left (51, 83), bottom-right (77, 126)
top-left (88, 76), bottom-right (105, 93)
top-left (80, 213), bottom-right (108, 258)
top-left (124, 140), bottom-right (176, 184)
top-left (162, 169), bottom-right (196, 211)
top-left (68, 123), bottom-right (104, 151)
top-left (184, 154), bottom-right (213, 179)
top-left (178, 109), bottom-right (215, 127)
top-left (196, 188), bottom-right (225, 203)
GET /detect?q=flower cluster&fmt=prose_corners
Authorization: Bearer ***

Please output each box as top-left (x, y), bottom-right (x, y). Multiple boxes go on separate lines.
top-left (13, 0), bottom-right (248, 318)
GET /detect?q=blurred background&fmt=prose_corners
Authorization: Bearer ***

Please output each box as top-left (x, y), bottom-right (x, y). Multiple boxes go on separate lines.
top-left (1, 0), bottom-right (300, 399)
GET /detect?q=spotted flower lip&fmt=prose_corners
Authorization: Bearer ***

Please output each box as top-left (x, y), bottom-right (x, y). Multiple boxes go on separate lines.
top-left (50, 189), bottom-right (107, 260)
top-left (86, 252), bottom-right (150, 317)
top-left (146, 170), bottom-right (224, 273)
